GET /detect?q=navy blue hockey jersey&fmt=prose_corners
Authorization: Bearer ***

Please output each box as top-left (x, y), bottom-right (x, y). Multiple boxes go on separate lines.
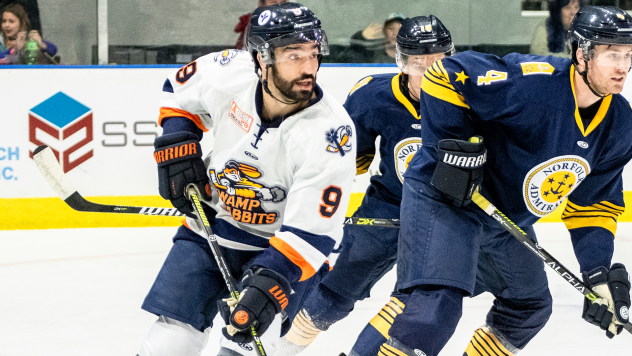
top-left (345, 73), bottom-right (422, 204)
top-left (406, 51), bottom-right (632, 272)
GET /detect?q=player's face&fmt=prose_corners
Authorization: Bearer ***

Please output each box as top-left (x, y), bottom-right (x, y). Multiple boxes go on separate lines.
top-left (405, 53), bottom-right (446, 76)
top-left (1, 12), bottom-right (20, 39)
top-left (401, 52), bottom-right (445, 100)
top-left (587, 44), bottom-right (632, 95)
top-left (270, 42), bottom-right (320, 101)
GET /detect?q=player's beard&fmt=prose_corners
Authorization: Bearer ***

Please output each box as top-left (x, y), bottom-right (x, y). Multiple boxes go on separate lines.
top-left (271, 65), bottom-right (316, 102)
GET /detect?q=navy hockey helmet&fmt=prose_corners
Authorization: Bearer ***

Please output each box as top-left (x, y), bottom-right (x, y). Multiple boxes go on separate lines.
top-left (569, 6), bottom-right (632, 65)
top-left (396, 15), bottom-right (454, 56)
top-left (246, 2), bottom-right (329, 67)
top-left (396, 15), bottom-right (454, 75)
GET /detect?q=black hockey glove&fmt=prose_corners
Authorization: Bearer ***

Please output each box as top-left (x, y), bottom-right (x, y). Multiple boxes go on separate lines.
top-left (219, 268), bottom-right (291, 343)
top-left (154, 132), bottom-right (212, 218)
top-left (430, 136), bottom-right (486, 207)
top-left (582, 263), bottom-right (631, 338)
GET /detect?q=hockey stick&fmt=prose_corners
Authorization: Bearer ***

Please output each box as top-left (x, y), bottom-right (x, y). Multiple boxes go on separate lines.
top-left (471, 191), bottom-right (632, 334)
top-left (186, 183), bottom-right (268, 356)
top-left (32, 145), bottom-right (184, 217)
top-left (33, 145), bottom-right (401, 227)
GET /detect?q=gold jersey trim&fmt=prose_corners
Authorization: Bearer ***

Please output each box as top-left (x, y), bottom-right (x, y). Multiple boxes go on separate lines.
top-left (391, 73), bottom-right (420, 119)
top-left (570, 65), bottom-right (613, 137)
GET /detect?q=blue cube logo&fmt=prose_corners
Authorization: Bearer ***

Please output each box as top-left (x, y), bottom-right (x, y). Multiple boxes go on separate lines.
top-left (29, 92), bottom-right (94, 173)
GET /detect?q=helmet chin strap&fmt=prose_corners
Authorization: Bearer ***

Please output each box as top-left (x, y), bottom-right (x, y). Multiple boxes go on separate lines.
top-left (261, 65), bottom-right (301, 106)
top-left (577, 59), bottom-right (608, 98)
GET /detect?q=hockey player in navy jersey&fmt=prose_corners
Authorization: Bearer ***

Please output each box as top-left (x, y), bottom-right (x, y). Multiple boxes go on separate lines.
top-left (373, 6), bottom-right (632, 356)
top-left (136, 3), bottom-right (356, 356)
top-left (273, 16), bottom-right (456, 356)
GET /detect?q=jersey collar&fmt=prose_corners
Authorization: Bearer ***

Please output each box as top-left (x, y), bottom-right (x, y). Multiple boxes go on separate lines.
top-left (570, 65), bottom-right (612, 137)
top-left (391, 73), bottom-right (420, 120)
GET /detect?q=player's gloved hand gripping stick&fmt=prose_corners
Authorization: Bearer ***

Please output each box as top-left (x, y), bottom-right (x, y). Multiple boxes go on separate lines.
top-left (471, 190), bottom-right (632, 335)
top-left (185, 183), bottom-right (268, 356)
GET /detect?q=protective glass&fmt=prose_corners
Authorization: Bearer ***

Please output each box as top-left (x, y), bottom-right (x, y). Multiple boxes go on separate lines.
top-left (396, 50), bottom-right (446, 76)
top-left (584, 40), bottom-right (632, 70)
top-left (253, 29), bottom-right (330, 65)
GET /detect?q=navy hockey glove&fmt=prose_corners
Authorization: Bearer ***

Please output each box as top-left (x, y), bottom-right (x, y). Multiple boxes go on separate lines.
top-left (219, 268), bottom-right (291, 343)
top-left (430, 136), bottom-right (486, 207)
top-left (154, 132), bottom-right (212, 218)
top-left (582, 263), bottom-right (631, 338)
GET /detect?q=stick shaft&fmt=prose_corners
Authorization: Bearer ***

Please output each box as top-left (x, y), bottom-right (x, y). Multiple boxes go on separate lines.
top-left (472, 191), bottom-right (632, 334)
top-left (187, 185), bottom-right (267, 356)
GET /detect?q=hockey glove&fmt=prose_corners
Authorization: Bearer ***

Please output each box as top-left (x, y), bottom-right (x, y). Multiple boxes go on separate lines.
top-left (430, 136), bottom-right (486, 207)
top-left (154, 132), bottom-right (212, 218)
top-left (219, 268), bottom-right (291, 343)
top-left (582, 263), bottom-right (631, 338)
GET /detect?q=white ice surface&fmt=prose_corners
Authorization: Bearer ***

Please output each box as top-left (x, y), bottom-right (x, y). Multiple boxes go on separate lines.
top-left (1, 223), bottom-right (631, 355)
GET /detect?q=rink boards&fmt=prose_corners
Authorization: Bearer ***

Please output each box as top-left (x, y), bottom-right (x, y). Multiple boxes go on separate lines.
top-left (2, 63), bottom-right (632, 229)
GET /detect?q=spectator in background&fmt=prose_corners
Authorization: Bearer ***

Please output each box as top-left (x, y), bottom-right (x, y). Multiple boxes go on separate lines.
top-left (530, 0), bottom-right (585, 57)
top-left (0, 3), bottom-right (56, 64)
top-left (0, 0), bottom-right (41, 33)
top-left (337, 12), bottom-right (405, 63)
top-left (234, 0), bottom-right (287, 50)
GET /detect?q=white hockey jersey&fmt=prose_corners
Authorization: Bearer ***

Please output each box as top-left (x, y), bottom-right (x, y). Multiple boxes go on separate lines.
top-left (158, 50), bottom-right (356, 281)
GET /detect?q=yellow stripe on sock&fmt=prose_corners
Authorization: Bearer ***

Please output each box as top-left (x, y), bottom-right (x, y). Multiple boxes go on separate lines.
top-left (464, 340), bottom-right (487, 356)
top-left (378, 310), bottom-right (395, 324)
top-left (468, 328), bottom-right (512, 356)
top-left (390, 296), bottom-right (405, 309)
top-left (472, 332), bottom-right (498, 356)
top-left (369, 311), bottom-right (393, 339)
top-left (477, 329), bottom-right (512, 356)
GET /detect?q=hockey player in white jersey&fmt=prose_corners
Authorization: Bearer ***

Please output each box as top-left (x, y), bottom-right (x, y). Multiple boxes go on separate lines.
top-left (136, 3), bottom-right (356, 356)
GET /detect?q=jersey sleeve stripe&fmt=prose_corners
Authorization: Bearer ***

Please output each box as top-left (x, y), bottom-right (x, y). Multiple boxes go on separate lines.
top-left (270, 230), bottom-right (330, 281)
top-left (566, 201), bottom-right (625, 214)
top-left (356, 155), bottom-right (375, 174)
top-left (269, 236), bottom-right (316, 282)
top-left (436, 60), bottom-right (452, 83)
top-left (159, 107), bottom-right (209, 132)
top-left (596, 201), bottom-right (625, 212)
top-left (562, 215), bottom-right (618, 236)
top-left (425, 71), bottom-right (456, 91)
top-left (421, 75), bottom-right (470, 109)
top-left (563, 200), bottom-right (620, 236)
top-left (562, 210), bottom-right (620, 219)
top-left (430, 61), bottom-right (452, 85)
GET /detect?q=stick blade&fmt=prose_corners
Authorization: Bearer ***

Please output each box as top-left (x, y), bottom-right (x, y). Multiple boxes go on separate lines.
top-left (32, 145), bottom-right (77, 200)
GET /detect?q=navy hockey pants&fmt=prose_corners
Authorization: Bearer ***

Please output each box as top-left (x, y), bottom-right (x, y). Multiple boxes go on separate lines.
top-left (391, 177), bottom-right (552, 352)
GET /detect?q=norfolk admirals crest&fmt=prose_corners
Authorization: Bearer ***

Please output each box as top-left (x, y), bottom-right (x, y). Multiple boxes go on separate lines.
top-left (394, 138), bottom-right (422, 183)
top-left (523, 155), bottom-right (591, 216)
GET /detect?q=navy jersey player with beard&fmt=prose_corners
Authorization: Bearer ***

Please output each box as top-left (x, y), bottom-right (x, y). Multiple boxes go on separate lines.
top-left (274, 16), bottom-right (456, 356)
top-left (379, 6), bottom-right (632, 356)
